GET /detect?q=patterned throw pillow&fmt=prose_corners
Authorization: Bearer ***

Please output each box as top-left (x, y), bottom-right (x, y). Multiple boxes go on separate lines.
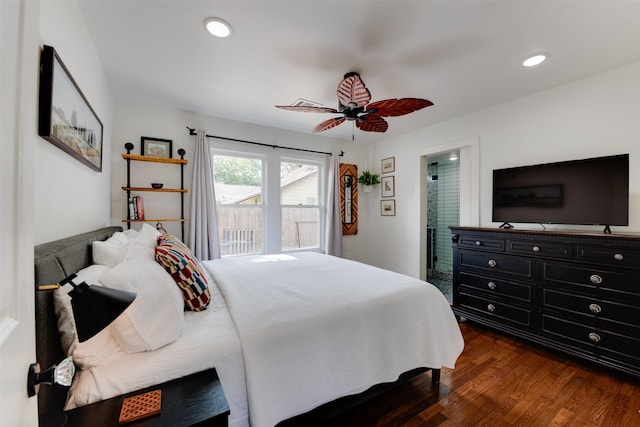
top-left (155, 234), bottom-right (211, 311)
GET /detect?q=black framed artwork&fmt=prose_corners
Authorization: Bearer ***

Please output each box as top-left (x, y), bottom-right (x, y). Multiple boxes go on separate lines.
top-left (38, 45), bottom-right (104, 172)
top-left (141, 136), bottom-right (173, 159)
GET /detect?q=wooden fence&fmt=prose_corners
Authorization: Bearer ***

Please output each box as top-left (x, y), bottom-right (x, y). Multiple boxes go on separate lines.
top-left (217, 206), bottom-right (319, 256)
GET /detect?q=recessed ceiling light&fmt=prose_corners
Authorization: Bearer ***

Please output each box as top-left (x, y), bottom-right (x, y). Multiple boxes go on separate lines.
top-left (204, 17), bottom-right (232, 38)
top-left (522, 54), bottom-right (547, 67)
top-left (449, 153), bottom-right (459, 161)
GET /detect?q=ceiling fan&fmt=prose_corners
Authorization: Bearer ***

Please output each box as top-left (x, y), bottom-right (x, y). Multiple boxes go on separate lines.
top-left (276, 72), bottom-right (433, 136)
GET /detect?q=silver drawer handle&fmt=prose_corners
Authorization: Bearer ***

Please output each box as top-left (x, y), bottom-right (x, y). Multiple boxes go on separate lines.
top-left (614, 253), bottom-right (624, 261)
top-left (487, 304), bottom-right (496, 312)
top-left (588, 332), bottom-right (601, 343)
top-left (487, 281), bottom-right (497, 290)
top-left (475, 240), bottom-right (482, 246)
top-left (590, 274), bottom-right (603, 285)
top-left (488, 259), bottom-right (497, 267)
top-left (589, 303), bottom-right (602, 314)
top-left (532, 246), bottom-right (540, 252)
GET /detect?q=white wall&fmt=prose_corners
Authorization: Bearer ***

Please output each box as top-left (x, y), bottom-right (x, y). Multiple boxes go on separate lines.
top-left (358, 61), bottom-right (640, 278)
top-left (34, 0), bottom-right (113, 244)
top-left (1, 0), bottom-right (40, 424)
top-left (110, 101), bottom-right (368, 258)
top-left (1, 0), bottom-right (113, 422)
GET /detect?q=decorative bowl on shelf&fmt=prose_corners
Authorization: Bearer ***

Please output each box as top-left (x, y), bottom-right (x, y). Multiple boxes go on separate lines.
top-left (151, 183), bottom-right (164, 189)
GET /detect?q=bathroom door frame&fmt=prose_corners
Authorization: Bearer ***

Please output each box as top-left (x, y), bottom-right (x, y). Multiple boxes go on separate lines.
top-left (418, 136), bottom-right (480, 281)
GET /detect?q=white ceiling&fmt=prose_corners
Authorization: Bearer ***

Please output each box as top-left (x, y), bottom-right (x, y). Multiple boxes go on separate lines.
top-left (77, 0), bottom-right (640, 144)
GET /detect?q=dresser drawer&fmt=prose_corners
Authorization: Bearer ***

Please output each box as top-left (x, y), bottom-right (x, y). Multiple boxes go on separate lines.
top-left (457, 235), bottom-right (505, 252)
top-left (459, 251), bottom-right (534, 279)
top-left (460, 273), bottom-right (534, 303)
top-left (458, 292), bottom-right (534, 330)
top-left (508, 239), bottom-right (573, 259)
top-left (542, 289), bottom-right (640, 335)
top-left (541, 315), bottom-right (640, 366)
top-left (577, 244), bottom-right (640, 270)
top-left (542, 261), bottom-right (640, 301)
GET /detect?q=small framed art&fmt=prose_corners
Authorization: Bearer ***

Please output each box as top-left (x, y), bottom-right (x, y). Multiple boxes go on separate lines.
top-left (141, 137), bottom-right (173, 158)
top-left (381, 176), bottom-right (395, 198)
top-left (381, 157), bottom-right (395, 173)
top-left (381, 199), bottom-right (396, 216)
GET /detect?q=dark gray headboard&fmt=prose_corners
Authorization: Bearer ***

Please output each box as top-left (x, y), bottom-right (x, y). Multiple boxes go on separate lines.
top-left (34, 226), bottom-right (122, 415)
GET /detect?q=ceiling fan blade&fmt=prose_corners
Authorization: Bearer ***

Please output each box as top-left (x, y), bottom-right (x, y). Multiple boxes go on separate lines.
top-left (275, 105), bottom-right (339, 113)
top-left (337, 72), bottom-right (371, 109)
top-left (313, 116), bottom-right (346, 133)
top-left (356, 115), bottom-right (388, 133)
top-left (365, 98), bottom-right (433, 117)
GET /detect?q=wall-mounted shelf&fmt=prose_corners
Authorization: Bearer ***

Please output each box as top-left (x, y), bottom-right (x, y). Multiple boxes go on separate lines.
top-left (122, 142), bottom-right (188, 240)
top-left (122, 218), bottom-right (187, 223)
top-left (121, 187), bottom-right (188, 193)
top-left (122, 153), bottom-right (187, 165)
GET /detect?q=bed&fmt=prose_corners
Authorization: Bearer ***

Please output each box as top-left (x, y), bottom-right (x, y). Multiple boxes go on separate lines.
top-left (34, 226), bottom-right (464, 426)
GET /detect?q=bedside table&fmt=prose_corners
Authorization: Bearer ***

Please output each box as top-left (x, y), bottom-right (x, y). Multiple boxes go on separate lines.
top-left (64, 368), bottom-right (229, 426)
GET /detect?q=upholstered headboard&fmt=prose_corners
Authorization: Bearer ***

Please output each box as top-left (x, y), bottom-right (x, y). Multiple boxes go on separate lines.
top-left (34, 226), bottom-right (122, 415)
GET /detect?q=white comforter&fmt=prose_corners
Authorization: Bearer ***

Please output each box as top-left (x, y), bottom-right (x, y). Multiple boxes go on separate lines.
top-left (203, 252), bottom-right (464, 427)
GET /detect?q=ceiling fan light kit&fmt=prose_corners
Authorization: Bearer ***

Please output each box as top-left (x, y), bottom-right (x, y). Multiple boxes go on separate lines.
top-left (276, 72), bottom-right (433, 136)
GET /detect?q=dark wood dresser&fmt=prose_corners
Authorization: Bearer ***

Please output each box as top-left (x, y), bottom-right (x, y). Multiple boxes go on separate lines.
top-left (450, 226), bottom-right (640, 378)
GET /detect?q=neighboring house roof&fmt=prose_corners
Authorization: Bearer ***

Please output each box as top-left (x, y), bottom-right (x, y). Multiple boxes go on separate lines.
top-left (217, 166), bottom-right (317, 204)
top-left (214, 184), bottom-right (260, 204)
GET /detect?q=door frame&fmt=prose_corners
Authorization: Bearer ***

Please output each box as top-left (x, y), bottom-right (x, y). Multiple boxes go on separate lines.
top-left (418, 136), bottom-right (480, 281)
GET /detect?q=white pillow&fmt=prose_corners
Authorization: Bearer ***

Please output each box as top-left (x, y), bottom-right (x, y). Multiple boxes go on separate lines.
top-left (53, 265), bottom-right (126, 369)
top-left (122, 229), bottom-right (139, 239)
top-left (125, 223), bottom-right (160, 262)
top-left (99, 258), bottom-right (184, 352)
top-left (92, 231), bottom-right (129, 267)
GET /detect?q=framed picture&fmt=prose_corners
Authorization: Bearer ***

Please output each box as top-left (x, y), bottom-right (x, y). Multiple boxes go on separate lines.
top-left (381, 175), bottom-right (395, 198)
top-left (381, 199), bottom-right (396, 216)
top-left (381, 157), bottom-right (395, 174)
top-left (38, 45), bottom-right (103, 172)
top-left (141, 137), bottom-right (173, 158)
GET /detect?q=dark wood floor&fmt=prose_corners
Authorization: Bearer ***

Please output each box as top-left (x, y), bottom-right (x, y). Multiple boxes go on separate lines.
top-left (327, 322), bottom-right (640, 427)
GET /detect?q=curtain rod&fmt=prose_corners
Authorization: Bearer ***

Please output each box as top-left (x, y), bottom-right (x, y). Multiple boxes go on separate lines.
top-left (186, 127), bottom-right (343, 157)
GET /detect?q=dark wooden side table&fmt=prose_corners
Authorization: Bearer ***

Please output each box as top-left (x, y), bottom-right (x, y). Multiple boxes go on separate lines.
top-left (63, 368), bottom-right (229, 426)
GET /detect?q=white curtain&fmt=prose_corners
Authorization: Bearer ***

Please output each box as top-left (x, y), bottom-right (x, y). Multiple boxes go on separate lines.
top-left (324, 152), bottom-right (342, 256)
top-left (188, 130), bottom-right (221, 260)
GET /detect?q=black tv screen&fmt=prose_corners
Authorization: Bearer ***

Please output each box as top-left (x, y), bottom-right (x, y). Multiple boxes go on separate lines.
top-left (492, 154), bottom-right (629, 228)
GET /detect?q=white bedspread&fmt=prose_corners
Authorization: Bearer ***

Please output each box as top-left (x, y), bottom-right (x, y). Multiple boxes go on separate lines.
top-left (203, 252), bottom-right (464, 427)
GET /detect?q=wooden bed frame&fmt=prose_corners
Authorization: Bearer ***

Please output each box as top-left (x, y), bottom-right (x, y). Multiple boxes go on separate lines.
top-left (34, 227), bottom-right (439, 423)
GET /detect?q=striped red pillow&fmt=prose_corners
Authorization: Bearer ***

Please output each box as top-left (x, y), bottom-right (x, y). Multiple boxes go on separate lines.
top-left (155, 234), bottom-right (211, 311)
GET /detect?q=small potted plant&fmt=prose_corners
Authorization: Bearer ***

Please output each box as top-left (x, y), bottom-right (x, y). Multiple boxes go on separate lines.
top-left (358, 170), bottom-right (380, 192)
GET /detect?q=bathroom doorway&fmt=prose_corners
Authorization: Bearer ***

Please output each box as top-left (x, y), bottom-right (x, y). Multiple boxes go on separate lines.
top-left (425, 151), bottom-right (459, 302)
top-left (418, 135), bottom-right (480, 303)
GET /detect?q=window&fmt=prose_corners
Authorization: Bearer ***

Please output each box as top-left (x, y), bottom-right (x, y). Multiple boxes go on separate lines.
top-left (213, 149), bottom-right (326, 256)
top-left (281, 161), bottom-right (319, 251)
top-left (213, 153), bottom-right (263, 256)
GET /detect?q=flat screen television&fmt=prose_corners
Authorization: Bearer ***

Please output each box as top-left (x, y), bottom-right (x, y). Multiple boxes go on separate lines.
top-left (492, 154), bottom-right (629, 233)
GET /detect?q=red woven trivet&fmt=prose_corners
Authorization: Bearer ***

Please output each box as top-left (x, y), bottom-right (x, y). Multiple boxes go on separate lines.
top-left (118, 389), bottom-right (161, 424)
